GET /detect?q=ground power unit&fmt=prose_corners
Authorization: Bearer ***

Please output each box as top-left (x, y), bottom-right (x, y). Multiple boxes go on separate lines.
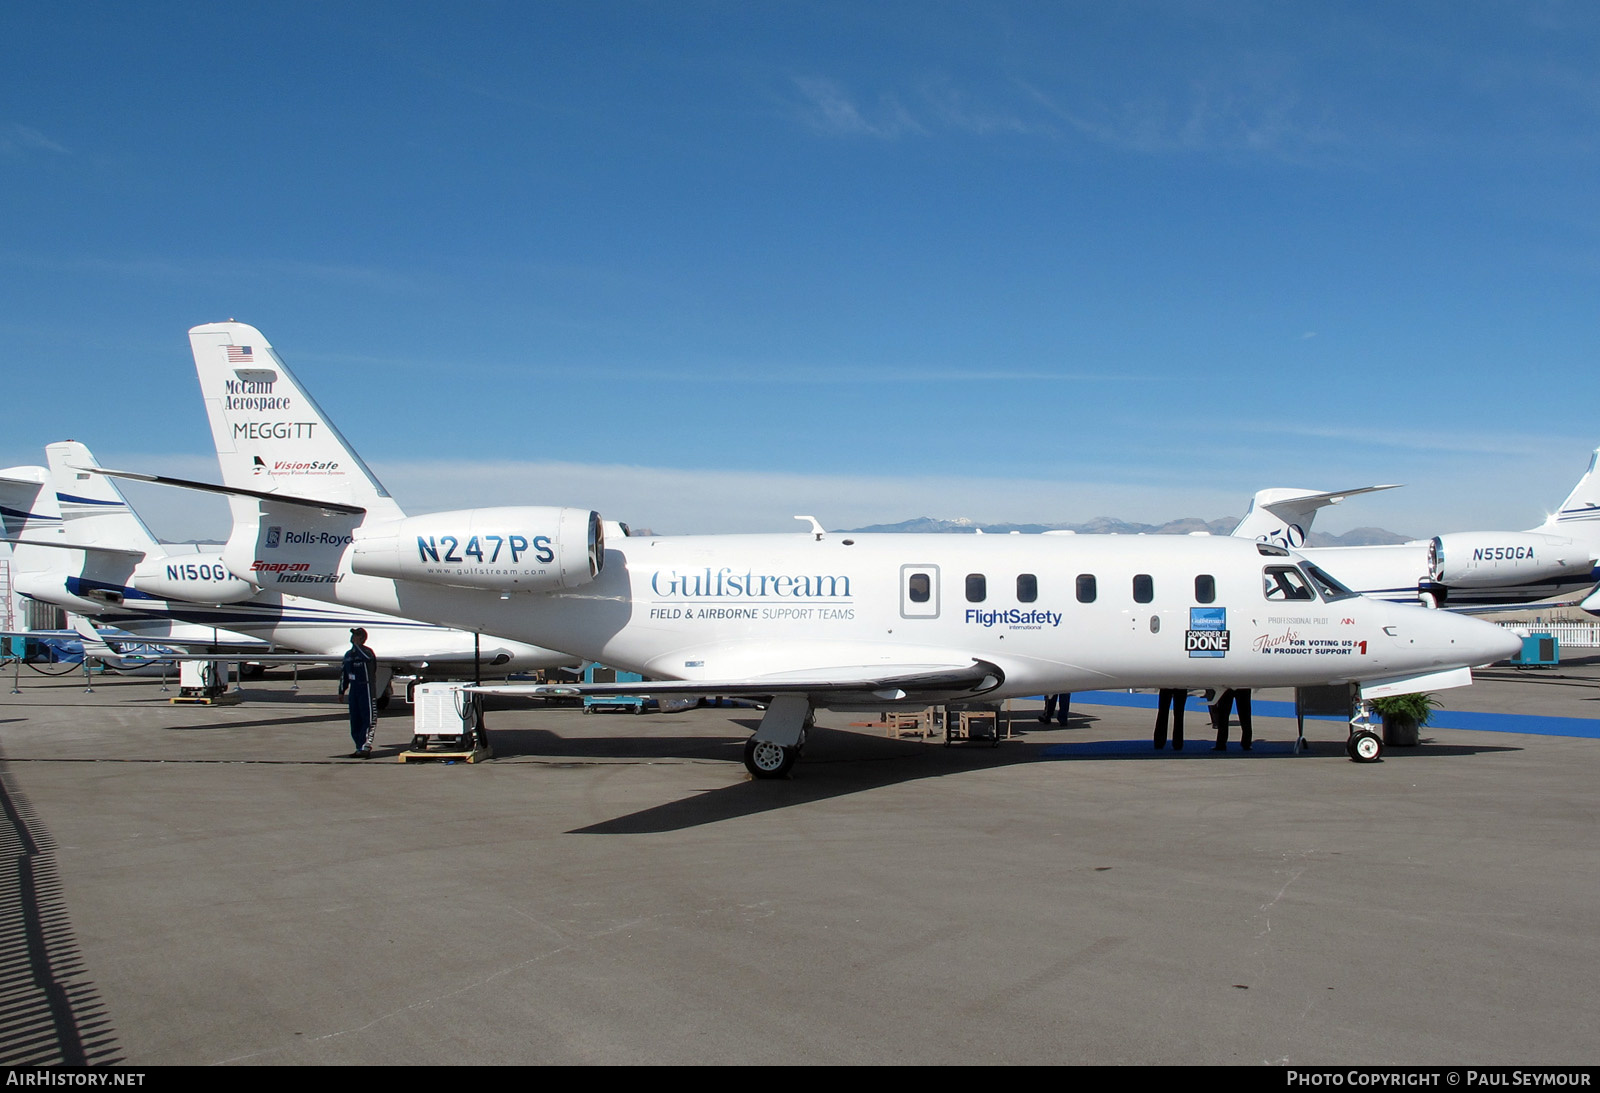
top-left (410, 681), bottom-right (484, 754)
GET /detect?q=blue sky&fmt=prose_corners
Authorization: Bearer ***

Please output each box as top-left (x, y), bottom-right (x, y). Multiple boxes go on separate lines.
top-left (3, 2), bottom-right (1597, 539)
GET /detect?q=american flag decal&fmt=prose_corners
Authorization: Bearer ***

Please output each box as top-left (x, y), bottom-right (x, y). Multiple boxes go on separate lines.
top-left (227, 345), bottom-right (253, 363)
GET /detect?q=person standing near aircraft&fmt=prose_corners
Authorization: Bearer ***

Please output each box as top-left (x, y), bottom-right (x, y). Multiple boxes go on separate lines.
top-left (1153, 688), bottom-right (1186, 750)
top-left (1210, 688), bottom-right (1253, 751)
top-left (1038, 693), bottom-right (1070, 724)
top-left (339, 628), bottom-right (378, 758)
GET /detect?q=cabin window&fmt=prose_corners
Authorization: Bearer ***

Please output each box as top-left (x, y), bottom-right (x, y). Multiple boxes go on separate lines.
top-left (1016, 573), bottom-right (1038, 603)
top-left (1133, 574), bottom-right (1154, 603)
top-left (909, 573), bottom-right (931, 603)
top-left (1195, 574), bottom-right (1216, 604)
top-left (965, 573), bottom-right (987, 603)
top-left (1076, 574), bottom-right (1097, 603)
top-left (1263, 565), bottom-right (1316, 601)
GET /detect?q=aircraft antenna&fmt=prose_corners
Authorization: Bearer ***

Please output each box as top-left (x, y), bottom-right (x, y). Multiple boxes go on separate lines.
top-left (794, 515), bottom-right (826, 541)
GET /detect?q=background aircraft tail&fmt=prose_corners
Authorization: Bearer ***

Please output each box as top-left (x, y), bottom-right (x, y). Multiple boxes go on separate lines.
top-left (189, 321), bottom-right (404, 521)
top-left (1231, 484), bottom-right (1401, 548)
top-left (0, 465), bottom-right (86, 609)
top-left (45, 441), bottom-right (162, 554)
top-left (1538, 447), bottom-right (1600, 544)
top-left (0, 466), bottom-right (59, 544)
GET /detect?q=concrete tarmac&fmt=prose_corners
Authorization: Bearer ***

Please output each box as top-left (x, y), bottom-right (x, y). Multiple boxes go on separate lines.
top-left (1, 664), bottom-right (1596, 1065)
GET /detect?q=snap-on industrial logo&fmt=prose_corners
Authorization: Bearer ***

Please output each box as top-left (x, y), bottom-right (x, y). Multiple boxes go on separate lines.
top-left (250, 559), bottom-right (343, 584)
top-left (224, 378), bottom-right (292, 412)
top-left (649, 567), bottom-right (852, 599)
top-left (1186, 607), bottom-right (1230, 658)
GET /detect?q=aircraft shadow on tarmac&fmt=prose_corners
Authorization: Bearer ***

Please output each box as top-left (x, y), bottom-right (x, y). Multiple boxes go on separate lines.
top-left (470, 713), bottom-right (1525, 835)
top-left (0, 765), bottom-right (122, 1065)
top-left (158, 711), bottom-right (348, 733)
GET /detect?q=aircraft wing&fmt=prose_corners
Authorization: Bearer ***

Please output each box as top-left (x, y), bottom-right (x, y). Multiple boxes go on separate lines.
top-left (468, 659), bottom-right (1003, 702)
top-left (87, 635), bottom-right (333, 660)
top-left (74, 465), bottom-right (366, 516)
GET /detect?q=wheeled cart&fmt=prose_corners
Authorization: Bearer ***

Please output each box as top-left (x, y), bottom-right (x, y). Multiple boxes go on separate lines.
top-left (582, 664), bottom-right (651, 714)
top-left (403, 682), bottom-right (491, 762)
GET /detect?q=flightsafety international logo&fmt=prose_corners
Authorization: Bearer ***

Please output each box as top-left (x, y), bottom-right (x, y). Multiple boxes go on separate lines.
top-left (1186, 607), bottom-right (1230, 658)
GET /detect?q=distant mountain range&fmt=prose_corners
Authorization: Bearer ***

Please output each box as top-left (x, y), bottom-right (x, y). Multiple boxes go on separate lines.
top-left (840, 516), bottom-right (1413, 547)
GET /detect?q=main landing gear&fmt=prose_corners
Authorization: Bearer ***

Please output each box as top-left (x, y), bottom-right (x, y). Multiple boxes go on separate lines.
top-left (742, 694), bottom-right (812, 779)
top-left (743, 737), bottom-right (798, 779)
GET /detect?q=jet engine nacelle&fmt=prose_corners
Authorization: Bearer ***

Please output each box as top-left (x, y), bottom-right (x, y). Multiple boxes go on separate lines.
top-left (130, 557), bottom-right (258, 604)
top-left (1429, 531), bottom-right (1593, 588)
top-left (350, 506), bottom-right (604, 593)
top-left (15, 571), bottom-right (116, 615)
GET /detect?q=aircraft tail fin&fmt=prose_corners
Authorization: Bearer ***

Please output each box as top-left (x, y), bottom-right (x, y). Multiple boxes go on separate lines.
top-left (45, 441), bottom-right (161, 554)
top-left (0, 466), bottom-right (58, 543)
top-left (1231, 484), bottom-right (1402, 548)
top-left (189, 322), bottom-right (404, 521)
top-left (0, 465), bottom-right (75, 576)
top-left (1538, 448), bottom-right (1600, 544)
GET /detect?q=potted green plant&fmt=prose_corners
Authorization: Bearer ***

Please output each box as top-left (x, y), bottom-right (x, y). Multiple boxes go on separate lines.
top-left (1370, 692), bottom-right (1439, 747)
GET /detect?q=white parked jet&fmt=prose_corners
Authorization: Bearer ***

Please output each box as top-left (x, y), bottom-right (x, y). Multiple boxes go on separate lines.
top-left (2, 442), bottom-right (578, 696)
top-left (109, 321), bottom-right (1521, 777)
top-left (1231, 454), bottom-right (1600, 609)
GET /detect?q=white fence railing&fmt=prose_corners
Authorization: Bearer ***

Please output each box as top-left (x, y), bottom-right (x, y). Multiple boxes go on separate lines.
top-left (1497, 622), bottom-right (1600, 649)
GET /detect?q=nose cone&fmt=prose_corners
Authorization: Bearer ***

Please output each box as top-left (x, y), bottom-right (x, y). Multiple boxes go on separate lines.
top-left (1479, 620), bottom-right (1528, 665)
top-left (1385, 605), bottom-right (1522, 669)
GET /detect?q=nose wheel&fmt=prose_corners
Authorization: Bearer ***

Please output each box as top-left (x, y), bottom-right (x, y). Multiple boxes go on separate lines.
top-left (1347, 728), bottom-right (1383, 763)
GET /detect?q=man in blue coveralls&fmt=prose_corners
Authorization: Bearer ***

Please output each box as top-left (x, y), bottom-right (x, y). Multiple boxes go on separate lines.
top-left (338, 627), bottom-right (378, 758)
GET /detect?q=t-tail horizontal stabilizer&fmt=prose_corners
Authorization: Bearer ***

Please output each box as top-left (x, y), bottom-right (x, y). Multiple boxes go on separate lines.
top-left (1232, 484), bottom-right (1402, 548)
top-left (1, 538), bottom-right (145, 558)
top-left (72, 465), bottom-right (366, 516)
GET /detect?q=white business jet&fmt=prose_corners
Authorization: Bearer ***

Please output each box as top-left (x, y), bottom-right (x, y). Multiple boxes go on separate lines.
top-left (100, 322), bottom-right (1520, 776)
top-left (1, 442), bottom-right (578, 699)
top-left (1231, 455), bottom-right (1600, 610)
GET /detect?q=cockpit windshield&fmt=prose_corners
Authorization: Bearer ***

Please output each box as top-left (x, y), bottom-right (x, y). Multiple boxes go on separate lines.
top-left (1303, 563), bottom-right (1359, 602)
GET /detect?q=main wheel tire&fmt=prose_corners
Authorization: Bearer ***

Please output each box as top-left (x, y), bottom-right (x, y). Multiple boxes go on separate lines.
top-left (743, 737), bottom-right (797, 779)
top-left (1348, 729), bottom-right (1383, 763)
